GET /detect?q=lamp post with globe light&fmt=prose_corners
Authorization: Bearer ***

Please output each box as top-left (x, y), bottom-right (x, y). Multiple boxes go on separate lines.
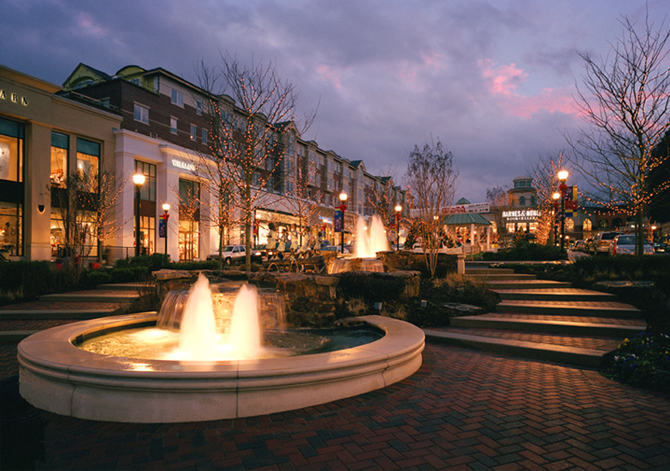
top-left (395, 204), bottom-right (402, 250)
top-left (558, 170), bottom-right (569, 254)
top-left (132, 171), bottom-right (145, 257)
top-left (161, 203), bottom-right (170, 255)
top-left (338, 192), bottom-right (348, 254)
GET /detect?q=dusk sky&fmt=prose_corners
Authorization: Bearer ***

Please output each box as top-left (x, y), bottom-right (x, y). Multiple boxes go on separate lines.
top-left (1, 0), bottom-right (668, 204)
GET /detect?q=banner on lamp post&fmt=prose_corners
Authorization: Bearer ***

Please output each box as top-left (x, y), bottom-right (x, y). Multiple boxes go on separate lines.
top-left (158, 218), bottom-right (166, 238)
top-left (334, 209), bottom-right (343, 232)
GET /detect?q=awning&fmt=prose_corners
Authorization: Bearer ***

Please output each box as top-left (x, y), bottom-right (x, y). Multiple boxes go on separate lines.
top-left (442, 212), bottom-right (492, 226)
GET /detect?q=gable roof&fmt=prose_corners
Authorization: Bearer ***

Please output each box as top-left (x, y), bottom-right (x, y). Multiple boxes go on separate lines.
top-left (443, 212), bottom-right (491, 226)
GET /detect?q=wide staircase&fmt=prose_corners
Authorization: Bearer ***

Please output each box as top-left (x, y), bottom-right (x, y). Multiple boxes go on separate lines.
top-left (0, 283), bottom-right (152, 343)
top-left (424, 266), bottom-right (647, 367)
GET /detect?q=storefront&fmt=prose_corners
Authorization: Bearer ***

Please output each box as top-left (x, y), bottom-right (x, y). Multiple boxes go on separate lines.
top-left (0, 66), bottom-right (121, 261)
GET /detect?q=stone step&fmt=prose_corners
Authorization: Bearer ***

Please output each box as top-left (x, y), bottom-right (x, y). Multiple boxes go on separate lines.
top-left (491, 288), bottom-right (616, 302)
top-left (97, 282), bottom-right (154, 291)
top-left (466, 273), bottom-right (538, 281)
top-left (496, 300), bottom-right (642, 318)
top-left (0, 307), bottom-right (123, 320)
top-left (485, 279), bottom-right (573, 290)
top-left (39, 291), bottom-right (140, 303)
top-left (451, 314), bottom-right (646, 338)
top-left (423, 328), bottom-right (615, 367)
top-left (464, 267), bottom-right (515, 275)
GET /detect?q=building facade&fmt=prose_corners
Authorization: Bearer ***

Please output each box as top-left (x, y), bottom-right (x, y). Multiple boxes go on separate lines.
top-left (0, 66), bottom-right (121, 261)
top-left (0, 63), bottom-right (407, 262)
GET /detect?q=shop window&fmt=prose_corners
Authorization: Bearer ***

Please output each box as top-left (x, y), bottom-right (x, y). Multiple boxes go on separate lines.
top-left (139, 215), bottom-right (155, 255)
top-left (50, 132), bottom-right (68, 188)
top-left (76, 138), bottom-right (100, 193)
top-left (566, 219), bottom-right (574, 232)
top-left (583, 218), bottom-right (592, 231)
top-left (179, 178), bottom-right (200, 261)
top-left (0, 202), bottom-right (22, 257)
top-left (0, 117), bottom-right (24, 182)
top-left (134, 161), bottom-right (156, 202)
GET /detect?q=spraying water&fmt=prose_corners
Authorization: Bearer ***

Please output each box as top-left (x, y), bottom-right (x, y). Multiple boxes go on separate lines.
top-left (355, 215), bottom-right (389, 258)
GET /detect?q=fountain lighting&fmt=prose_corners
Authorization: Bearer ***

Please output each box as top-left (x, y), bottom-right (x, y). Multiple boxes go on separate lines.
top-left (18, 273), bottom-right (424, 422)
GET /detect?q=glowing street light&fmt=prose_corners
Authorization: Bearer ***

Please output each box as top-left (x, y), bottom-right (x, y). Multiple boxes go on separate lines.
top-left (558, 170), bottom-right (569, 254)
top-left (161, 203), bottom-right (170, 255)
top-left (338, 192), bottom-right (348, 254)
top-left (133, 171), bottom-right (146, 257)
top-left (395, 204), bottom-right (402, 250)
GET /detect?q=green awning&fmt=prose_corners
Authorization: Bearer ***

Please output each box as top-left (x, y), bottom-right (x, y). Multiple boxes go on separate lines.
top-left (443, 212), bottom-right (491, 226)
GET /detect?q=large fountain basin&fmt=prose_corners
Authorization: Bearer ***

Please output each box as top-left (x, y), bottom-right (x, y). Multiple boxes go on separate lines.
top-left (18, 314), bottom-right (424, 423)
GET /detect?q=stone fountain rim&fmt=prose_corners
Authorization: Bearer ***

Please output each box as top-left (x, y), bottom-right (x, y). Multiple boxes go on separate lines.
top-left (18, 314), bottom-right (424, 423)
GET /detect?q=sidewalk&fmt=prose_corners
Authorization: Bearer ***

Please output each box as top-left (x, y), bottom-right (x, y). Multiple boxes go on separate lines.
top-left (1, 341), bottom-right (669, 469)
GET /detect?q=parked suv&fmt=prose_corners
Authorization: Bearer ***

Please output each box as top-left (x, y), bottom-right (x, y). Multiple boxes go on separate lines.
top-left (590, 231), bottom-right (622, 255)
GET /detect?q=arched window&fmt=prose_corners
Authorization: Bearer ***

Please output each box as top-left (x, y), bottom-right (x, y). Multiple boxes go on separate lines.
top-left (530, 196), bottom-right (536, 207)
top-left (598, 219), bottom-right (609, 228)
top-left (519, 196), bottom-right (525, 206)
top-left (583, 219), bottom-right (592, 231)
top-left (566, 219), bottom-right (574, 232)
top-left (612, 218), bottom-right (623, 228)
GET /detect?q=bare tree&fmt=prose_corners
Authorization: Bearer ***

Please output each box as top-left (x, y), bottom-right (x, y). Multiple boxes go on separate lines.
top-left (366, 171), bottom-right (398, 231)
top-left (567, 11), bottom-right (670, 256)
top-left (195, 54), bottom-right (316, 270)
top-left (529, 151), bottom-right (568, 246)
top-left (50, 168), bottom-right (127, 281)
top-left (281, 146), bottom-right (322, 249)
top-left (485, 185), bottom-right (512, 245)
top-left (405, 138), bottom-right (459, 278)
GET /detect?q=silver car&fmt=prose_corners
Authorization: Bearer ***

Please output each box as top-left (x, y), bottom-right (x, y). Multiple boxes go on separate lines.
top-left (609, 235), bottom-right (654, 255)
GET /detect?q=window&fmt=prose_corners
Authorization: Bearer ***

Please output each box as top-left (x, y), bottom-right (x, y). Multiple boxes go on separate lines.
top-left (134, 161), bottom-right (156, 202)
top-left (76, 138), bottom-right (100, 193)
top-left (201, 129), bottom-right (208, 145)
top-left (50, 132), bottom-right (68, 188)
top-left (178, 179), bottom-right (200, 261)
top-left (0, 202), bottom-right (23, 257)
top-left (170, 117), bottom-right (178, 135)
top-left (0, 117), bottom-right (24, 183)
top-left (171, 88), bottom-right (184, 107)
top-left (583, 218), bottom-right (592, 231)
top-left (196, 97), bottom-right (203, 115)
top-left (134, 103), bottom-right (149, 124)
top-left (190, 125), bottom-right (197, 141)
top-left (566, 219), bottom-right (575, 232)
top-left (519, 196), bottom-right (525, 206)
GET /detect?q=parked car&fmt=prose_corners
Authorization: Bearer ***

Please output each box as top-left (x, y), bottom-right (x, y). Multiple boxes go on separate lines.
top-left (574, 240), bottom-right (585, 252)
top-left (653, 242), bottom-right (668, 253)
top-left (590, 231), bottom-right (622, 255)
top-left (207, 245), bottom-right (262, 264)
top-left (609, 234), bottom-right (654, 255)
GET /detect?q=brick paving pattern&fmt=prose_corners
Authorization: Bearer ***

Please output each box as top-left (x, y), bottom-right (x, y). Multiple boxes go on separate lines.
top-left (2, 344), bottom-right (669, 470)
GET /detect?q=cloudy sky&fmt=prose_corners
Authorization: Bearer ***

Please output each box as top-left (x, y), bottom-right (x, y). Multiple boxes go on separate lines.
top-left (1, 0), bottom-right (667, 203)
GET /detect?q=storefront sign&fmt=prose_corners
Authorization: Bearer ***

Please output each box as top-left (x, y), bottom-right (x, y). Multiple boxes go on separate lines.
top-left (0, 89), bottom-right (29, 106)
top-left (503, 209), bottom-right (541, 221)
top-left (447, 202), bottom-right (490, 214)
top-left (171, 158), bottom-right (195, 172)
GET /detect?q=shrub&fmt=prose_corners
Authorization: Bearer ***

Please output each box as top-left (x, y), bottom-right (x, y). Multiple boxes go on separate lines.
top-left (0, 261), bottom-right (58, 301)
top-left (602, 332), bottom-right (670, 393)
top-left (115, 253), bottom-right (170, 271)
top-left (482, 242), bottom-right (565, 261)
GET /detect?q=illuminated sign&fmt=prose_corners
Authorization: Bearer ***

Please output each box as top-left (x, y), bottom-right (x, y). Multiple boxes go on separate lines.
top-left (171, 159), bottom-right (195, 172)
top-left (447, 202), bottom-right (490, 214)
top-left (0, 89), bottom-right (28, 106)
top-left (503, 210), bottom-right (541, 221)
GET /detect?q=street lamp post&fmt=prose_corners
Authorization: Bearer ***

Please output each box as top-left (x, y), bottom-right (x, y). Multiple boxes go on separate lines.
top-left (395, 204), bottom-right (402, 251)
top-left (162, 203), bottom-right (170, 256)
top-left (552, 192), bottom-right (560, 246)
top-left (338, 192), bottom-right (348, 254)
top-left (558, 170), bottom-right (569, 254)
top-left (132, 171), bottom-right (145, 257)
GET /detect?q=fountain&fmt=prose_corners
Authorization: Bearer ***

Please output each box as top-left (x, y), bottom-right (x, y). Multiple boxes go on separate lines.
top-left (330, 215), bottom-right (388, 274)
top-left (18, 274), bottom-right (424, 423)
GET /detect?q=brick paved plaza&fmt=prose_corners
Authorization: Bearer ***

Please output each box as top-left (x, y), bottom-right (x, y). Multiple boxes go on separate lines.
top-left (2, 342), bottom-right (670, 470)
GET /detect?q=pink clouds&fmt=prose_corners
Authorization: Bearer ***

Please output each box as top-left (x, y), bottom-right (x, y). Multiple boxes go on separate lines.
top-left (398, 50), bottom-right (443, 89)
top-left (478, 59), bottom-right (577, 118)
top-left (316, 64), bottom-right (343, 90)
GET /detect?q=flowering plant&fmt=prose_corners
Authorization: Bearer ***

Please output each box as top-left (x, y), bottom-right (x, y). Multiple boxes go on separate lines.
top-left (603, 332), bottom-right (670, 393)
